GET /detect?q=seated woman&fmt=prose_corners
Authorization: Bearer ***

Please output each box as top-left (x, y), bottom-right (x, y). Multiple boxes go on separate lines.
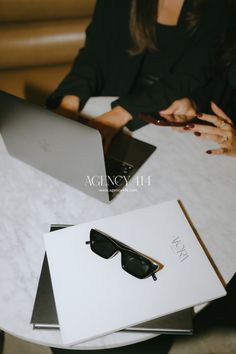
top-left (46, 0), bottom-right (228, 150)
top-left (160, 0), bottom-right (236, 156)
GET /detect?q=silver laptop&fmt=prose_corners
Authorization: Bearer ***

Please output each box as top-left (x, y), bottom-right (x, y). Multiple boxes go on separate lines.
top-left (0, 91), bottom-right (156, 203)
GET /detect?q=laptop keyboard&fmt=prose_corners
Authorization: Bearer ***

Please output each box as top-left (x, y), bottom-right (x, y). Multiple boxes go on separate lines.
top-left (105, 157), bottom-right (134, 199)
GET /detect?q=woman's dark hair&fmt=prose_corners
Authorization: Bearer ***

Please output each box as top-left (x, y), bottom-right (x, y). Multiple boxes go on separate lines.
top-left (129, 0), bottom-right (207, 55)
top-left (220, 0), bottom-right (236, 67)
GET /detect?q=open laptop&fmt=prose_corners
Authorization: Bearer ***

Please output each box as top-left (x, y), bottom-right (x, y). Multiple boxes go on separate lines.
top-left (0, 91), bottom-right (156, 203)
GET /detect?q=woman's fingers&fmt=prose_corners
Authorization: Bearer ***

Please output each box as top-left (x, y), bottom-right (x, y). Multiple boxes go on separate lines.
top-left (159, 102), bottom-right (176, 117)
top-left (194, 131), bottom-right (229, 145)
top-left (187, 123), bottom-right (233, 145)
top-left (160, 98), bottom-right (196, 121)
top-left (196, 103), bottom-right (233, 128)
top-left (206, 148), bottom-right (229, 155)
top-left (186, 123), bottom-right (226, 136)
top-left (211, 102), bottom-right (232, 123)
top-left (194, 130), bottom-right (233, 156)
top-left (159, 101), bottom-right (191, 122)
top-left (178, 104), bottom-right (236, 157)
top-left (160, 112), bottom-right (195, 123)
top-left (159, 112), bottom-right (176, 122)
top-left (195, 113), bottom-right (232, 130)
top-left (191, 125), bottom-right (236, 156)
top-left (172, 114), bottom-right (191, 122)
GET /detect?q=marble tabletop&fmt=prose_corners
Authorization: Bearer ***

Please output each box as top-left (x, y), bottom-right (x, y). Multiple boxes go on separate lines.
top-left (0, 123), bottom-right (236, 350)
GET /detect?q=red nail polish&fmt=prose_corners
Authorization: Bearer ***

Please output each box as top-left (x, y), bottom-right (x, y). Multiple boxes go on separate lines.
top-left (196, 113), bottom-right (203, 118)
top-left (184, 126), bottom-right (190, 130)
top-left (185, 124), bottom-right (195, 129)
top-left (206, 150), bottom-right (212, 154)
top-left (194, 132), bottom-right (201, 137)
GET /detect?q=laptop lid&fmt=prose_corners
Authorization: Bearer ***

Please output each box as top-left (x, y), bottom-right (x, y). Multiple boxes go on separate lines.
top-left (0, 90), bottom-right (109, 203)
top-left (0, 91), bottom-right (156, 203)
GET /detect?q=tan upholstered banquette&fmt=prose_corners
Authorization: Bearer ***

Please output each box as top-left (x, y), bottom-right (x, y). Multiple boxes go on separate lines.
top-left (0, 0), bottom-right (96, 104)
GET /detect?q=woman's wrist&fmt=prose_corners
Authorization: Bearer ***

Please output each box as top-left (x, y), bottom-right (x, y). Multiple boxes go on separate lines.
top-left (61, 95), bottom-right (80, 111)
top-left (111, 106), bottom-right (133, 125)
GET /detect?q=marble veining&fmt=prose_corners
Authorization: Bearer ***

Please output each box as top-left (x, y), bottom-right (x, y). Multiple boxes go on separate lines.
top-left (0, 124), bottom-right (236, 350)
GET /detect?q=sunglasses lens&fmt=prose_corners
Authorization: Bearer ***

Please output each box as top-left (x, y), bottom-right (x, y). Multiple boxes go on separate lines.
top-left (122, 252), bottom-right (155, 279)
top-left (90, 229), bottom-right (117, 259)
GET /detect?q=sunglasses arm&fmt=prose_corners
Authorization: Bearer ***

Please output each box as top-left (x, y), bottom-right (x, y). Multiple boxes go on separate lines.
top-left (151, 273), bottom-right (157, 281)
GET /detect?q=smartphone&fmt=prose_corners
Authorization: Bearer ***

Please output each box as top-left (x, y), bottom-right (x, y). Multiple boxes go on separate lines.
top-left (140, 112), bottom-right (200, 127)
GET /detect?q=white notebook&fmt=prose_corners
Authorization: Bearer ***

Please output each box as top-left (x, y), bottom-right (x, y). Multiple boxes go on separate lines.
top-left (44, 200), bottom-right (226, 345)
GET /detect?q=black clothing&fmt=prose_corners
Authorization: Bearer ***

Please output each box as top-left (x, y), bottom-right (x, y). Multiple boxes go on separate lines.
top-left (133, 23), bottom-right (177, 92)
top-left (228, 61), bottom-right (236, 120)
top-left (228, 61), bottom-right (236, 90)
top-left (189, 61), bottom-right (236, 123)
top-left (46, 0), bottom-right (228, 126)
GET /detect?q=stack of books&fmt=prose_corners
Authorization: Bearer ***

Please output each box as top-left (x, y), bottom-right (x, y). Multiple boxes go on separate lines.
top-left (31, 200), bottom-right (226, 346)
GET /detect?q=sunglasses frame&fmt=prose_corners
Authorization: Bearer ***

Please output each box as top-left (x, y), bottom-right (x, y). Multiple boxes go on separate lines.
top-left (86, 228), bottom-right (164, 281)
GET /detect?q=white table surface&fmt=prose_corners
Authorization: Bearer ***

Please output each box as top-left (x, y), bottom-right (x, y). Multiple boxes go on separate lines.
top-left (0, 123), bottom-right (236, 350)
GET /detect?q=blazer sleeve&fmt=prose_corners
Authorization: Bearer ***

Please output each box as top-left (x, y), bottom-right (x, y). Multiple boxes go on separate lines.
top-left (228, 62), bottom-right (236, 123)
top-left (46, 0), bottom-right (111, 110)
top-left (112, 0), bottom-right (229, 118)
top-left (188, 61), bottom-right (236, 116)
top-left (231, 94), bottom-right (236, 124)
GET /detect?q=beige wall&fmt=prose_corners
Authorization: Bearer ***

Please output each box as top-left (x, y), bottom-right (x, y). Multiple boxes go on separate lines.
top-left (0, 0), bottom-right (96, 104)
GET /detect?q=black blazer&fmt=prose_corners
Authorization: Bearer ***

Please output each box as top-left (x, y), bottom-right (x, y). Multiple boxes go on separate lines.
top-left (227, 62), bottom-right (236, 120)
top-left (47, 0), bottom-right (228, 121)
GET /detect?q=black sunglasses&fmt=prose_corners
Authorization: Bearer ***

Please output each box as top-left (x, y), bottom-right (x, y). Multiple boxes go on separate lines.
top-left (86, 229), bottom-right (164, 281)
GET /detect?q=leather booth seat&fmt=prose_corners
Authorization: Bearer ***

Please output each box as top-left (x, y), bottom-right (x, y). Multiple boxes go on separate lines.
top-left (0, 0), bottom-right (96, 105)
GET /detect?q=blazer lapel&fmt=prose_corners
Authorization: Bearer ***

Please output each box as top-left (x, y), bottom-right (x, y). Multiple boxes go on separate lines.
top-left (154, 0), bottom-right (193, 77)
top-left (106, 0), bottom-right (193, 94)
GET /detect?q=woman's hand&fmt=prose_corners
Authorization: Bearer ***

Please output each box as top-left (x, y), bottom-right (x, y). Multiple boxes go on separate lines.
top-left (88, 106), bottom-right (132, 153)
top-left (159, 98), bottom-right (197, 123)
top-left (55, 95), bottom-right (80, 120)
top-left (184, 102), bottom-right (236, 156)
